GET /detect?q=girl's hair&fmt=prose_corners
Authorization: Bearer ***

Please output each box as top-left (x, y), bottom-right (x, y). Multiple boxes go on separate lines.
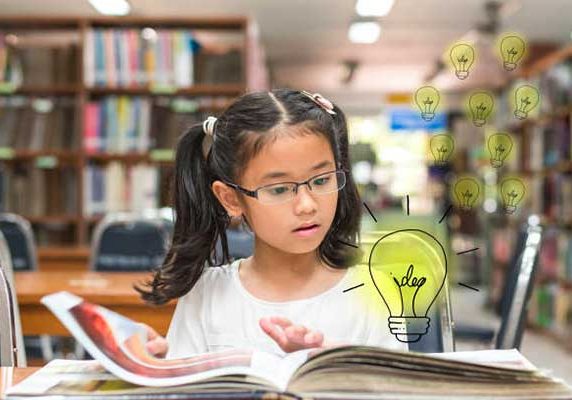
top-left (138, 88), bottom-right (363, 305)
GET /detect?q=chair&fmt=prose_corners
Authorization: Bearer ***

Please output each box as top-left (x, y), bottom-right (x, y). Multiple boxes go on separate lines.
top-left (453, 215), bottom-right (543, 350)
top-left (90, 212), bottom-right (172, 271)
top-left (0, 231), bottom-right (26, 367)
top-left (214, 221), bottom-right (255, 263)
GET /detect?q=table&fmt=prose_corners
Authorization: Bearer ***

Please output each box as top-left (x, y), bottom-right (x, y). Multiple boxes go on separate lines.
top-left (0, 367), bottom-right (38, 398)
top-left (15, 271), bottom-right (175, 337)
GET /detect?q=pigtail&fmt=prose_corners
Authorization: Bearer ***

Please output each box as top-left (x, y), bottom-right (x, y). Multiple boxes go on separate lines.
top-left (137, 124), bottom-right (231, 305)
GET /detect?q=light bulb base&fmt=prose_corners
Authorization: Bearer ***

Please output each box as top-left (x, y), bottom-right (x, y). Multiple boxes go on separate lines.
top-left (503, 62), bottom-right (517, 71)
top-left (490, 159), bottom-right (504, 168)
top-left (473, 118), bottom-right (486, 127)
top-left (434, 160), bottom-right (449, 167)
top-left (504, 205), bottom-right (517, 214)
top-left (459, 205), bottom-right (473, 212)
top-left (388, 316), bottom-right (430, 343)
top-left (421, 112), bottom-right (435, 121)
top-left (455, 71), bottom-right (469, 80)
top-left (514, 110), bottom-right (528, 120)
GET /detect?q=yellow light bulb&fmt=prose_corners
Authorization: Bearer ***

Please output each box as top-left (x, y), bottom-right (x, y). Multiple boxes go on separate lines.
top-left (453, 177), bottom-right (481, 211)
top-left (514, 84), bottom-right (540, 120)
top-left (414, 86), bottom-right (440, 121)
top-left (468, 91), bottom-right (494, 127)
top-left (500, 177), bottom-right (526, 214)
top-left (500, 34), bottom-right (526, 71)
top-left (429, 134), bottom-right (455, 166)
top-left (368, 229), bottom-right (447, 343)
top-left (449, 43), bottom-right (475, 80)
top-left (487, 133), bottom-right (513, 168)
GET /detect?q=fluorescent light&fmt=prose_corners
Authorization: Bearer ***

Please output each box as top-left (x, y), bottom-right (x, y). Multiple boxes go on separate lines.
top-left (88, 0), bottom-right (130, 16)
top-left (356, 0), bottom-right (395, 17)
top-left (348, 21), bottom-right (381, 44)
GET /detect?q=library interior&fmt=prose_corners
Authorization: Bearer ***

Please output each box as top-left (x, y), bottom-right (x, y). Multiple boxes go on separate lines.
top-left (0, 0), bottom-right (572, 398)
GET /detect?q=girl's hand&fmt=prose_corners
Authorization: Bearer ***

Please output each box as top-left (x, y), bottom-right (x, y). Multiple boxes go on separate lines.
top-left (140, 323), bottom-right (169, 358)
top-left (259, 316), bottom-right (324, 353)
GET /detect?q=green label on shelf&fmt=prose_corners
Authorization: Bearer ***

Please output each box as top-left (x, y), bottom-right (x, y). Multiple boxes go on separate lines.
top-left (0, 82), bottom-right (17, 94)
top-left (0, 147), bottom-right (14, 160)
top-left (36, 156), bottom-right (58, 169)
top-left (150, 84), bottom-right (177, 94)
top-left (150, 149), bottom-right (174, 162)
top-left (172, 98), bottom-right (199, 113)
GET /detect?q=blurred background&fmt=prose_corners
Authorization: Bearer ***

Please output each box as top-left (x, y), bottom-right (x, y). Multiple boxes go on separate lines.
top-left (0, 0), bottom-right (570, 383)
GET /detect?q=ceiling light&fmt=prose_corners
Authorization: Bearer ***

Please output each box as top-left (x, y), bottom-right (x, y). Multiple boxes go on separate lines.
top-left (356, 0), bottom-right (395, 17)
top-left (348, 21), bottom-right (381, 44)
top-left (88, 0), bottom-right (130, 16)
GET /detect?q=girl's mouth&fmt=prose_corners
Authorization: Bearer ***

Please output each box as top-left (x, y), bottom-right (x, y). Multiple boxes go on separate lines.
top-left (292, 224), bottom-right (320, 237)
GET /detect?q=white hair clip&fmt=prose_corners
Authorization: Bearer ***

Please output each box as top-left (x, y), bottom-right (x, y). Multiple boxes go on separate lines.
top-left (201, 116), bottom-right (217, 158)
top-left (300, 90), bottom-right (337, 115)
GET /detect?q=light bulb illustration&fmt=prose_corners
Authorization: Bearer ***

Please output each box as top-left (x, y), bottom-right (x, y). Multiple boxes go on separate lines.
top-left (500, 34), bottom-right (526, 71)
top-left (487, 133), bottom-right (513, 168)
top-left (414, 86), bottom-right (440, 121)
top-left (453, 178), bottom-right (480, 211)
top-left (514, 85), bottom-right (540, 120)
top-left (468, 92), bottom-right (494, 127)
top-left (500, 178), bottom-right (526, 214)
top-left (368, 229), bottom-right (447, 343)
top-left (449, 43), bottom-right (475, 80)
top-left (429, 134), bottom-right (455, 166)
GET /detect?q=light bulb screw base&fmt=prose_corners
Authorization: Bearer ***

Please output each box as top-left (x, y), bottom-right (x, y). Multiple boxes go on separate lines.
top-left (503, 62), bottom-right (517, 71)
top-left (434, 160), bottom-right (449, 167)
top-left (490, 159), bottom-right (504, 168)
top-left (514, 110), bottom-right (528, 120)
top-left (421, 112), bottom-right (435, 121)
top-left (473, 118), bottom-right (486, 127)
top-left (504, 205), bottom-right (517, 214)
top-left (388, 316), bottom-right (430, 343)
top-left (455, 71), bottom-right (469, 80)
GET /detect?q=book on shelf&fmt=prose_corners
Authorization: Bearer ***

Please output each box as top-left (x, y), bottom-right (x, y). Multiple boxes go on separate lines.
top-left (6, 291), bottom-right (572, 399)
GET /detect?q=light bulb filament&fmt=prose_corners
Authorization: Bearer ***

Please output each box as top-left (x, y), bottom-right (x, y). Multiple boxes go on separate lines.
top-left (519, 96), bottom-right (532, 112)
top-left (423, 97), bottom-right (433, 112)
top-left (507, 190), bottom-right (519, 205)
top-left (475, 102), bottom-right (487, 119)
top-left (392, 264), bottom-right (426, 317)
top-left (507, 47), bottom-right (518, 62)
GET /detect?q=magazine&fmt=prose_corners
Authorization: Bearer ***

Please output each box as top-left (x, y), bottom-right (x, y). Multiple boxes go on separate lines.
top-left (6, 291), bottom-right (572, 399)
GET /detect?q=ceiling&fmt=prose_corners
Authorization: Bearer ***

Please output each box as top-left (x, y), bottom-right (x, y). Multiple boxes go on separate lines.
top-left (1, 0), bottom-right (571, 111)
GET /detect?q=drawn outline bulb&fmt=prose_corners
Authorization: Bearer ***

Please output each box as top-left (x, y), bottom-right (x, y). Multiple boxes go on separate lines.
top-left (487, 133), bottom-right (513, 168)
top-left (500, 178), bottom-right (526, 214)
top-left (468, 92), bottom-right (494, 127)
top-left (449, 43), bottom-right (475, 80)
top-left (453, 178), bottom-right (480, 211)
top-left (429, 134), bottom-right (455, 166)
top-left (415, 86), bottom-right (440, 121)
top-left (368, 229), bottom-right (447, 343)
top-left (500, 35), bottom-right (525, 71)
top-left (514, 85), bottom-right (540, 120)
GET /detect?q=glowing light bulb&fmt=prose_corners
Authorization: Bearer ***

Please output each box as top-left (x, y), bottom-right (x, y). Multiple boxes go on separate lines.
top-left (500, 178), bottom-right (526, 214)
top-left (453, 177), bottom-right (480, 211)
top-left (514, 85), bottom-right (540, 120)
top-left (487, 133), bottom-right (513, 168)
top-left (500, 34), bottom-right (526, 71)
top-left (368, 229), bottom-right (447, 343)
top-left (429, 134), bottom-right (455, 166)
top-left (449, 43), bottom-right (475, 80)
top-left (468, 91), bottom-right (494, 127)
top-left (414, 86), bottom-right (440, 121)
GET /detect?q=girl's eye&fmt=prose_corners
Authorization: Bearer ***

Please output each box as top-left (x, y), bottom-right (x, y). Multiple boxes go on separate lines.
top-left (313, 176), bottom-right (330, 186)
top-left (269, 186), bottom-right (290, 196)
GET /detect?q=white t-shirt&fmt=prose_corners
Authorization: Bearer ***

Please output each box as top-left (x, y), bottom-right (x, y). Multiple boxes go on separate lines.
top-left (165, 258), bottom-right (407, 359)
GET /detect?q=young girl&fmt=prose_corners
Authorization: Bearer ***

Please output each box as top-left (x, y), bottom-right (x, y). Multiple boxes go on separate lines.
top-left (138, 88), bottom-right (407, 358)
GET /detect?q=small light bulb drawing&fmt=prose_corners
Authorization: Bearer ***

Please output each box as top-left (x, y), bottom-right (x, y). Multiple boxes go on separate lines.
top-left (429, 134), bottom-right (455, 166)
top-left (500, 34), bottom-right (526, 71)
top-left (468, 92), bottom-right (494, 127)
top-left (514, 84), bottom-right (540, 120)
top-left (449, 43), bottom-right (475, 80)
top-left (500, 178), bottom-right (526, 214)
top-left (415, 86), bottom-right (440, 121)
top-left (487, 133), bottom-right (513, 168)
top-left (453, 178), bottom-right (480, 211)
top-left (368, 229), bottom-right (447, 343)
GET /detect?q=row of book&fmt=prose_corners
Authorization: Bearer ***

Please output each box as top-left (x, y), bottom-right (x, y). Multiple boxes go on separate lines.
top-left (529, 283), bottom-right (571, 334)
top-left (526, 174), bottom-right (572, 225)
top-left (83, 96), bottom-right (218, 153)
top-left (0, 96), bottom-right (77, 151)
top-left (0, 164), bottom-right (77, 216)
top-left (84, 163), bottom-right (162, 216)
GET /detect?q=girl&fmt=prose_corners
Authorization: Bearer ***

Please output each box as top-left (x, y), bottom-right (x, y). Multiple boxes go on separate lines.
top-left (138, 89), bottom-right (406, 358)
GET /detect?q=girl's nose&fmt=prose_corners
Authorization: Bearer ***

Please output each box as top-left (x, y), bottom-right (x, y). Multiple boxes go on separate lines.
top-left (293, 185), bottom-right (318, 213)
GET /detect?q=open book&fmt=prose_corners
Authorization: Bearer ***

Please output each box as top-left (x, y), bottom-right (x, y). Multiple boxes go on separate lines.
top-left (7, 291), bottom-right (572, 399)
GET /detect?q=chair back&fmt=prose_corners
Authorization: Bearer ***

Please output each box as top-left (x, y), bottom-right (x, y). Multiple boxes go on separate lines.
top-left (0, 213), bottom-right (37, 271)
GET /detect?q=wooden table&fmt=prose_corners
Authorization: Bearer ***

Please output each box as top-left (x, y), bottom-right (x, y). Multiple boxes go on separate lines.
top-left (15, 271), bottom-right (175, 337)
top-left (0, 367), bottom-right (38, 398)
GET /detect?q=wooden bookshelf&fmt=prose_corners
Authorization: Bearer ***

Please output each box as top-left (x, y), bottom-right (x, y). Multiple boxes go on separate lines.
top-left (0, 15), bottom-right (266, 259)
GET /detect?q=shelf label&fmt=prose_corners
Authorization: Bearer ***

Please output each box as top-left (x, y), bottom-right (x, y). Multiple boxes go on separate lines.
top-left (150, 149), bottom-right (174, 162)
top-left (0, 82), bottom-right (17, 94)
top-left (150, 84), bottom-right (177, 94)
top-left (0, 147), bottom-right (14, 160)
top-left (172, 98), bottom-right (199, 113)
top-left (36, 156), bottom-right (58, 169)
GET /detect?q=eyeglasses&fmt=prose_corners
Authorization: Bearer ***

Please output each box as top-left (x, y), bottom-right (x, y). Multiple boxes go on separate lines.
top-left (224, 169), bottom-right (347, 205)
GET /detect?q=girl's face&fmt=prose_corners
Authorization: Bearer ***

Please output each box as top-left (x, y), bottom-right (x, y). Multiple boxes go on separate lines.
top-left (213, 132), bottom-right (339, 254)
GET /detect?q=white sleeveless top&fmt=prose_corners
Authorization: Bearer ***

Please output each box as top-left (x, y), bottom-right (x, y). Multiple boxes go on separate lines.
top-left (165, 258), bottom-right (407, 358)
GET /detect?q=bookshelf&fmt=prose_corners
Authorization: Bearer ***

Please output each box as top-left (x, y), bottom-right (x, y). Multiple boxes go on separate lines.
top-left (489, 45), bottom-right (572, 349)
top-left (0, 16), bottom-right (267, 257)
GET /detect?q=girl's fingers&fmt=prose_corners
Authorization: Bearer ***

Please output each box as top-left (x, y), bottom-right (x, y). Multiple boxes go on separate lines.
top-left (259, 317), bottom-right (288, 348)
top-left (304, 330), bottom-right (324, 345)
top-left (145, 337), bottom-right (169, 357)
top-left (269, 316), bottom-right (292, 328)
top-left (285, 325), bottom-right (308, 343)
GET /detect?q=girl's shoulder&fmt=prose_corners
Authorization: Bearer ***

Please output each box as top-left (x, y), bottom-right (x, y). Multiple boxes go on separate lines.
top-left (178, 258), bottom-right (241, 302)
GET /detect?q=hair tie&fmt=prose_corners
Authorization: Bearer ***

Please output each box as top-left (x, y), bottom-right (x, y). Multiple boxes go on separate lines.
top-left (300, 90), bottom-right (337, 115)
top-left (201, 116), bottom-right (217, 159)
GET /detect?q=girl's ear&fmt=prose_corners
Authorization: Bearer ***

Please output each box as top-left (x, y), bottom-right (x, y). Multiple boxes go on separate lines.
top-left (211, 180), bottom-right (245, 218)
